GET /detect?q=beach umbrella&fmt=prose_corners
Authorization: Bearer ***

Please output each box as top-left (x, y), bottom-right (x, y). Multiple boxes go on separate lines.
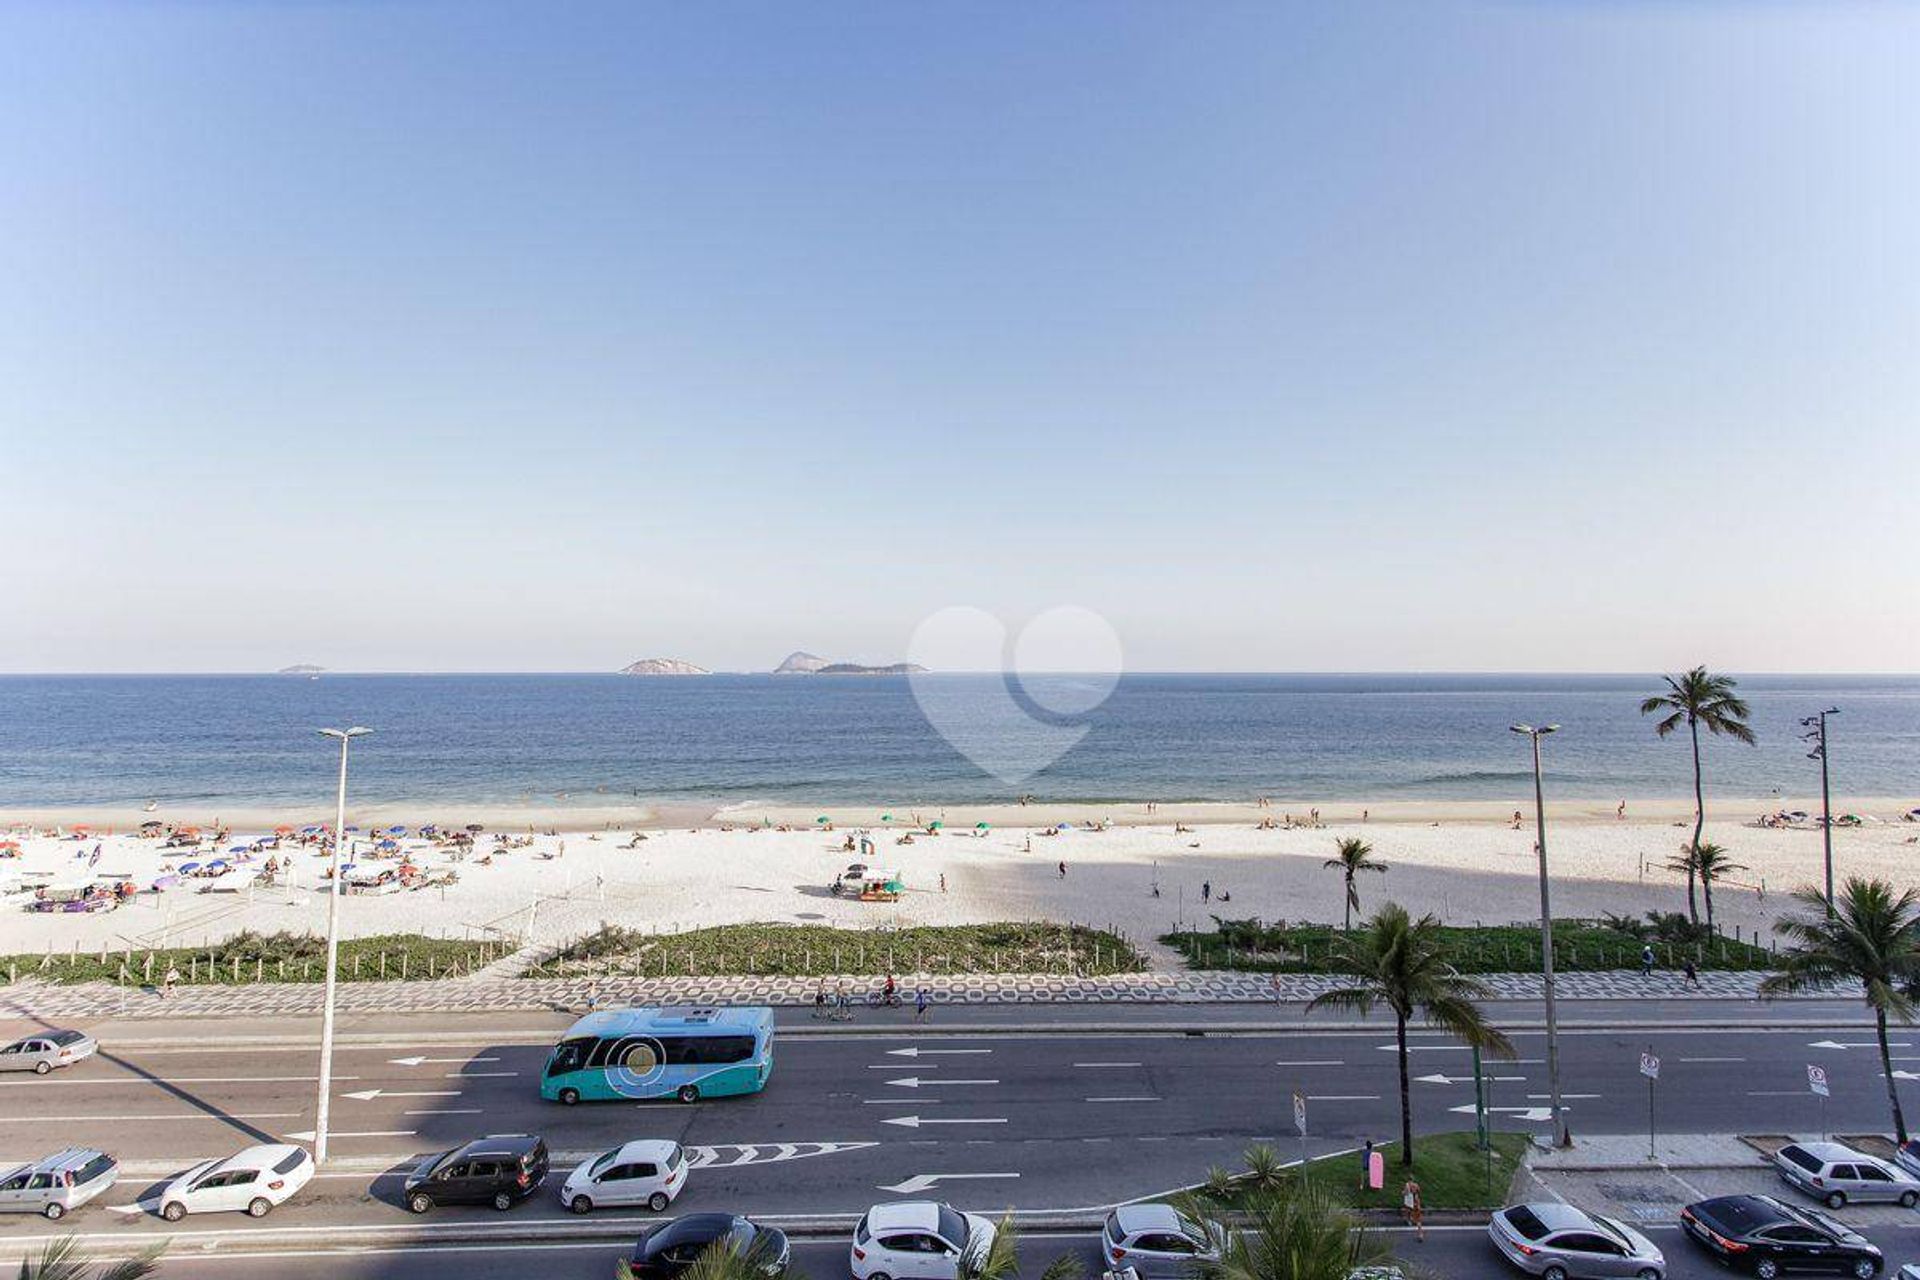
top-left (227, 845), bottom-right (249, 854)
top-left (178, 861), bottom-right (201, 873)
top-left (274, 825), bottom-right (295, 834)
top-left (881, 813), bottom-right (893, 822)
top-left (975, 821), bottom-right (990, 830)
top-left (1056, 822), bottom-right (1075, 832)
top-left (300, 825), bottom-right (321, 834)
top-left (207, 859), bottom-right (228, 870)
top-left (466, 823), bottom-right (484, 833)
top-left (387, 825), bottom-right (406, 834)
top-left (929, 821), bottom-right (943, 830)
top-left (816, 816), bottom-right (830, 825)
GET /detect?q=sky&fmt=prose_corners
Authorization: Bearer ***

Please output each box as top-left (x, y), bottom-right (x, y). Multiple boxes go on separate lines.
top-left (2, 1), bottom-right (1916, 674)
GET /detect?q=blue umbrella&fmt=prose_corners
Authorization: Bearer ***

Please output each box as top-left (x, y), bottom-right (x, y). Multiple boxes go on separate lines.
top-left (228, 845), bottom-right (250, 854)
top-left (377, 839), bottom-right (399, 850)
top-left (300, 825), bottom-right (321, 834)
top-left (178, 861), bottom-right (202, 874)
top-left (346, 825), bottom-right (361, 833)
top-left (387, 825), bottom-right (406, 834)
top-left (207, 859), bottom-right (229, 870)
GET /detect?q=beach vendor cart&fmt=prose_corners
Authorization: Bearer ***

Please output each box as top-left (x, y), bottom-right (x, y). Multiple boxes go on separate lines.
top-left (856, 869), bottom-right (904, 903)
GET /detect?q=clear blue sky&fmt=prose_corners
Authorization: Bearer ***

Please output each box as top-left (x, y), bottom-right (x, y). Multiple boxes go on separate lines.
top-left (3, 1), bottom-right (1915, 673)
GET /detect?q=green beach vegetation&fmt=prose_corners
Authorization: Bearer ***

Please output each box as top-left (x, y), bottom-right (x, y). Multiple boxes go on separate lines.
top-left (1, 930), bottom-right (502, 986)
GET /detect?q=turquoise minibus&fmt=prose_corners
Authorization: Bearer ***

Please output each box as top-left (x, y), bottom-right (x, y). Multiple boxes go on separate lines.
top-left (541, 1006), bottom-right (774, 1105)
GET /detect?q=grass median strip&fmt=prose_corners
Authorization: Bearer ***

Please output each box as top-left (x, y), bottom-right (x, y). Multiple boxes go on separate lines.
top-left (1174, 1131), bottom-right (1528, 1213)
top-left (4, 930), bottom-right (501, 986)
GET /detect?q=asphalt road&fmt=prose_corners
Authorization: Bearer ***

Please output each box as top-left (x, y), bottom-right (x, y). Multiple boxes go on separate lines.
top-left (3, 999), bottom-right (1918, 1277)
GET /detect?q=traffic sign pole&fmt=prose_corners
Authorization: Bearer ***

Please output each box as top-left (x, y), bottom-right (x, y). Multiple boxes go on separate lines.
top-left (1292, 1088), bottom-right (1308, 1185)
top-left (1643, 1046), bottom-right (1659, 1159)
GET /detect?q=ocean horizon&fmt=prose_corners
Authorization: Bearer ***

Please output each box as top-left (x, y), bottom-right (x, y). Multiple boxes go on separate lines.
top-left (1, 673), bottom-right (1914, 812)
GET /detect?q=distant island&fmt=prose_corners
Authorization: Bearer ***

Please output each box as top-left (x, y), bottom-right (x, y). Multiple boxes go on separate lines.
top-left (277, 664), bottom-right (326, 675)
top-left (772, 651), bottom-right (924, 676)
top-left (619, 658), bottom-right (711, 676)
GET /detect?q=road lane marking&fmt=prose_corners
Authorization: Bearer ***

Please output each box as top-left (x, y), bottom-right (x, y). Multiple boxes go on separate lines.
top-left (392, 1056), bottom-right (501, 1066)
top-left (882, 1115), bottom-right (1006, 1128)
top-left (886, 1048), bottom-right (991, 1057)
top-left (1086, 1096), bottom-right (1158, 1103)
top-left (343, 1088), bottom-right (461, 1101)
top-left (285, 1128), bottom-right (416, 1140)
top-left (884, 1077), bottom-right (997, 1088)
top-left (879, 1172), bottom-right (1018, 1194)
top-left (1308, 1094), bottom-right (1380, 1101)
top-left (1074, 1062), bottom-right (1143, 1068)
top-left (1275, 1060), bottom-right (1345, 1067)
top-left (1415, 1073), bottom-right (1524, 1085)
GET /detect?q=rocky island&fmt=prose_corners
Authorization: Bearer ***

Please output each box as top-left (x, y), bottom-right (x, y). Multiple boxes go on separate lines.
top-left (277, 664), bottom-right (326, 675)
top-left (772, 651), bottom-right (924, 675)
top-left (619, 658), bottom-right (711, 676)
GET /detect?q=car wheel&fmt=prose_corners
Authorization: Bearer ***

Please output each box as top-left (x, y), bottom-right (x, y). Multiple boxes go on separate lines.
top-left (493, 1191), bottom-right (514, 1211)
top-left (42, 1203), bottom-right (65, 1221)
top-left (1901, 1190), bottom-right (1917, 1209)
top-left (247, 1197), bottom-right (271, 1218)
top-left (1753, 1260), bottom-right (1779, 1280)
top-left (1637, 1270), bottom-right (1659, 1280)
top-left (558, 1087), bottom-right (580, 1106)
top-left (161, 1201), bottom-right (186, 1223)
top-left (1851, 1259), bottom-right (1877, 1280)
top-left (407, 1193), bottom-right (433, 1214)
top-left (1827, 1190), bottom-right (1848, 1209)
top-left (1542, 1266), bottom-right (1569, 1280)
top-left (648, 1192), bottom-right (670, 1212)
top-left (868, 1272), bottom-right (892, 1280)
top-left (677, 1084), bottom-right (700, 1103)
top-left (570, 1195), bottom-right (593, 1215)
top-left (33, 1060), bottom-right (51, 1075)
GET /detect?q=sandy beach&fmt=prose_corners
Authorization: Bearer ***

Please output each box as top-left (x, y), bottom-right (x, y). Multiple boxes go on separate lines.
top-left (4, 796), bottom-right (1916, 958)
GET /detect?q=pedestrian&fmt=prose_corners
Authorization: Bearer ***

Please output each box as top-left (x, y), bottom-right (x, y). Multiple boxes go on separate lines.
top-left (1402, 1177), bottom-right (1425, 1241)
top-left (1201, 881), bottom-right (1211, 903)
top-left (914, 986), bottom-right (930, 1022)
top-left (1270, 972), bottom-right (1283, 1003)
top-left (1640, 944), bottom-right (1656, 977)
top-left (1057, 860), bottom-right (1067, 879)
top-left (835, 980), bottom-right (852, 1022)
top-left (162, 963), bottom-right (180, 999)
top-left (1683, 958), bottom-right (1700, 987)
top-left (1617, 800), bottom-right (1627, 820)
top-left (813, 980), bottom-right (828, 1019)
top-left (1360, 1139), bottom-right (1373, 1190)
top-left (939, 873), bottom-right (947, 894)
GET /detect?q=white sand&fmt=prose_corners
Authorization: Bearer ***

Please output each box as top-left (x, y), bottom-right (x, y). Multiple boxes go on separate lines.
top-left (3, 798), bottom-right (1917, 958)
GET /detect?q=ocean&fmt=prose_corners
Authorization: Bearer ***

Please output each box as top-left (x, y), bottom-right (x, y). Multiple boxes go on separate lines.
top-left (0, 673), bottom-right (1914, 811)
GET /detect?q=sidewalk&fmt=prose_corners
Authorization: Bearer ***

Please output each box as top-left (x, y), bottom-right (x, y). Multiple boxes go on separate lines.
top-left (0, 966), bottom-right (1850, 1021)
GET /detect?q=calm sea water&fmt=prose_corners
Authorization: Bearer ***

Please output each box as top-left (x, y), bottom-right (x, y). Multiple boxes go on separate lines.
top-left (0, 674), bottom-right (1914, 810)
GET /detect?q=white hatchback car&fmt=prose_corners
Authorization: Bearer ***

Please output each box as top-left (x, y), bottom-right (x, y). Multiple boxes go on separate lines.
top-left (1103, 1204), bottom-right (1228, 1278)
top-left (852, 1201), bottom-right (997, 1280)
top-left (561, 1139), bottom-right (688, 1214)
top-left (158, 1144), bottom-right (313, 1221)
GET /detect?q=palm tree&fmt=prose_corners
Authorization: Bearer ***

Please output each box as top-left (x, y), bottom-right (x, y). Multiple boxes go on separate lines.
top-left (1640, 666), bottom-right (1756, 926)
top-left (628, 1235), bottom-right (786, 1280)
top-left (956, 1214), bottom-right (1022, 1280)
top-left (1306, 903), bottom-right (1513, 1165)
top-left (1322, 838), bottom-right (1388, 931)
top-left (15, 1238), bottom-right (164, 1280)
top-left (1762, 878), bottom-right (1920, 1141)
top-left (1664, 842), bottom-right (1747, 933)
top-left (1196, 1182), bottom-right (1397, 1280)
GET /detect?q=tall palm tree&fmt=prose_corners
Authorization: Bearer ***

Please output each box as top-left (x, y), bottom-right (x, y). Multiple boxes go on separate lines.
top-left (1761, 878), bottom-right (1920, 1141)
top-left (1322, 838), bottom-right (1388, 931)
top-left (1306, 903), bottom-right (1514, 1165)
top-left (15, 1238), bottom-right (164, 1280)
top-left (1640, 666), bottom-right (1756, 925)
top-left (1196, 1183), bottom-right (1397, 1280)
top-left (1665, 842), bottom-right (1747, 933)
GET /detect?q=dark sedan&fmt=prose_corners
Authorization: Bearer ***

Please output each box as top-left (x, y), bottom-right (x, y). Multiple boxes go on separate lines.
top-left (628, 1214), bottom-right (790, 1280)
top-left (1680, 1194), bottom-right (1882, 1279)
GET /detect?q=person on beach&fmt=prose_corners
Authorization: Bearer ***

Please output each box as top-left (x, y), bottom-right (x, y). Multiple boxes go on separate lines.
top-left (1617, 800), bottom-right (1627, 820)
top-left (938, 873), bottom-right (947, 893)
top-left (1512, 811), bottom-right (1524, 829)
top-left (914, 986), bottom-right (930, 1022)
top-left (1057, 860), bottom-right (1067, 879)
top-left (1201, 881), bottom-right (1211, 903)
top-left (1402, 1177), bottom-right (1425, 1240)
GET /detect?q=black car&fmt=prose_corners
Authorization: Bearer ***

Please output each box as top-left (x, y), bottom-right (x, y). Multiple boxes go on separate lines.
top-left (1681, 1194), bottom-right (1883, 1279)
top-left (629, 1214), bottom-right (791, 1279)
top-left (403, 1134), bottom-right (549, 1213)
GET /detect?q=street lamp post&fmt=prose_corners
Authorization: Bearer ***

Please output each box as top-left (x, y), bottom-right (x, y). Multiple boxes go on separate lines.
top-left (314, 726), bottom-right (372, 1165)
top-left (1512, 723), bottom-right (1570, 1148)
top-left (1800, 709), bottom-right (1840, 910)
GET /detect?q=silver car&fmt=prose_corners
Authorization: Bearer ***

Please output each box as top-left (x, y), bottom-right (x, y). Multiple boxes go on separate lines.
top-left (1774, 1140), bottom-right (1920, 1209)
top-left (0, 1029), bottom-right (97, 1074)
top-left (1490, 1202), bottom-right (1665, 1280)
top-left (1103, 1204), bottom-right (1227, 1280)
top-left (0, 1148), bottom-right (118, 1219)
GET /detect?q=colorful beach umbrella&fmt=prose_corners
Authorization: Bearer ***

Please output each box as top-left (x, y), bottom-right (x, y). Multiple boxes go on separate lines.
top-left (815, 816), bottom-right (830, 825)
top-left (975, 821), bottom-right (990, 830)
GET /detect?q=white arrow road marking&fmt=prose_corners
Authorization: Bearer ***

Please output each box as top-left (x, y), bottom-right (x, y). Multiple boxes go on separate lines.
top-left (686, 1142), bottom-right (876, 1168)
top-left (285, 1129), bottom-right (416, 1140)
top-left (861, 1098), bottom-right (944, 1105)
top-left (0, 1112), bottom-right (299, 1124)
top-left (1075, 1062), bottom-right (1144, 1068)
top-left (886, 1077), bottom-right (998, 1088)
top-left (869, 1063), bottom-right (941, 1070)
top-left (343, 1089), bottom-right (461, 1102)
top-left (1415, 1073), bottom-right (1525, 1085)
top-left (1275, 1060), bottom-right (1345, 1067)
top-left (1309, 1094), bottom-right (1381, 1101)
top-left (1810, 1040), bottom-right (1909, 1050)
top-left (1892, 1071), bottom-right (1920, 1081)
top-left (882, 1115), bottom-right (1008, 1128)
top-left (1086, 1097), bottom-right (1158, 1103)
top-left (879, 1172), bottom-right (1019, 1194)
top-left (390, 1056), bottom-right (500, 1066)
top-left (1450, 1104), bottom-right (1554, 1122)
top-left (886, 1048), bottom-right (992, 1057)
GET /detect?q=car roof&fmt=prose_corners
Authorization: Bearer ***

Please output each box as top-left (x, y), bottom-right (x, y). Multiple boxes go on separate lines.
top-left (868, 1201), bottom-right (943, 1233)
top-left (1787, 1141), bottom-right (1876, 1165)
top-left (1113, 1203), bottom-right (1184, 1235)
top-left (610, 1139), bottom-right (680, 1161)
top-left (32, 1148), bottom-right (109, 1175)
top-left (648, 1213), bottom-right (748, 1249)
top-left (454, 1133), bottom-right (543, 1158)
top-left (1518, 1203), bottom-right (1602, 1233)
top-left (1694, 1195), bottom-right (1794, 1233)
top-left (216, 1144), bottom-right (303, 1172)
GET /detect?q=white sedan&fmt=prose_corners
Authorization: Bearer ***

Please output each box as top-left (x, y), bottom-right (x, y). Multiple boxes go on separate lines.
top-left (852, 1201), bottom-right (996, 1280)
top-left (0, 1030), bottom-right (97, 1075)
top-left (158, 1144), bottom-right (313, 1220)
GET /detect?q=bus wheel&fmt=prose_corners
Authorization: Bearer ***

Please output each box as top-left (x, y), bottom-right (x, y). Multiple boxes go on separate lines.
top-left (558, 1088), bottom-right (580, 1106)
top-left (677, 1085), bottom-right (700, 1103)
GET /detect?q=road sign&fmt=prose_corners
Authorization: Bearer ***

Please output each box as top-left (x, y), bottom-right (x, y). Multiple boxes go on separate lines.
top-left (1808, 1064), bottom-right (1830, 1097)
top-left (1640, 1052), bottom-right (1661, 1080)
top-left (1292, 1089), bottom-right (1307, 1136)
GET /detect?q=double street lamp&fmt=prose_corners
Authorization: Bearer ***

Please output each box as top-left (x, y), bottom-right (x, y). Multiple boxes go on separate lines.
top-left (313, 726), bottom-right (372, 1166)
top-left (1511, 722), bottom-right (1570, 1148)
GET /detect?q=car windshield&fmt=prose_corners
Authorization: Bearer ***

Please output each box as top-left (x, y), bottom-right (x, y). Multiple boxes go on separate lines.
top-left (666, 1145), bottom-right (684, 1170)
top-left (1174, 1214), bottom-right (1210, 1244)
top-left (937, 1206), bottom-right (969, 1249)
top-left (1592, 1217), bottom-right (1634, 1251)
top-left (1799, 1206), bottom-right (1852, 1240)
top-left (590, 1149), bottom-right (620, 1176)
top-left (726, 1221), bottom-right (758, 1252)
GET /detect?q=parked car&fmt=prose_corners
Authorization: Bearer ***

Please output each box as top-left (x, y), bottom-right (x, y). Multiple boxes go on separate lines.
top-left (562, 1139), bottom-right (688, 1214)
top-left (1774, 1141), bottom-right (1920, 1209)
top-left (852, 1201), bottom-right (997, 1280)
top-left (628, 1213), bottom-right (790, 1279)
top-left (404, 1134), bottom-right (549, 1213)
top-left (1102, 1203), bottom-right (1229, 1278)
top-left (0, 1148), bottom-right (118, 1219)
top-left (1488, 1202), bottom-right (1666, 1280)
top-left (1894, 1140), bottom-right (1920, 1181)
top-left (0, 1029), bottom-right (98, 1074)
top-left (157, 1144), bottom-right (313, 1221)
top-left (1681, 1194), bottom-right (1883, 1279)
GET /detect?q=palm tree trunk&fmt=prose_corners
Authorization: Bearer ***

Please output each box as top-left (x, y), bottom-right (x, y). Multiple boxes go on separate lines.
top-left (1396, 1012), bottom-right (1413, 1166)
top-left (1703, 872), bottom-right (1714, 932)
top-left (1344, 874), bottom-right (1353, 931)
top-left (1687, 719), bottom-right (1704, 926)
top-left (1880, 1006), bottom-right (1909, 1143)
